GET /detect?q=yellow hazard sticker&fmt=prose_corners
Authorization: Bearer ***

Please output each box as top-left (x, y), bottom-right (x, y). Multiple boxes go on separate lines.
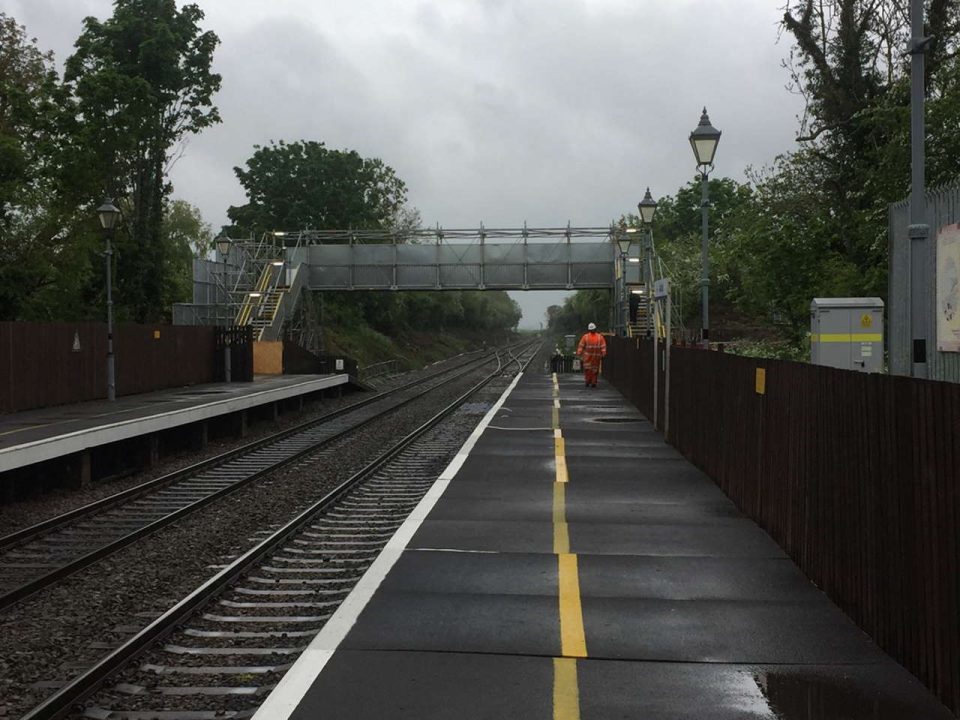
top-left (860, 313), bottom-right (873, 328)
top-left (755, 368), bottom-right (766, 395)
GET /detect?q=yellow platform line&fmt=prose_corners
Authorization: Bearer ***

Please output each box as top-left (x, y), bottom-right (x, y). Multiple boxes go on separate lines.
top-left (553, 657), bottom-right (581, 720)
top-left (553, 483), bottom-right (569, 554)
top-left (558, 552), bottom-right (587, 657)
top-left (551, 373), bottom-right (585, 719)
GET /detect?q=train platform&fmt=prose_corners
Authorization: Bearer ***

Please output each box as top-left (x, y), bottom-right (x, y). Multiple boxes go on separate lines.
top-left (254, 369), bottom-right (953, 719)
top-left (0, 374), bottom-right (349, 476)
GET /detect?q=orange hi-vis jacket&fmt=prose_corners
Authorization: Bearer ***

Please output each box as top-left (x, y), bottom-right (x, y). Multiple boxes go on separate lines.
top-left (576, 331), bottom-right (607, 371)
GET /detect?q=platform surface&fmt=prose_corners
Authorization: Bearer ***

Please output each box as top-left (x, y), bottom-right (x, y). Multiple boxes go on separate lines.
top-left (0, 374), bottom-right (347, 472)
top-left (256, 371), bottom-right (954, 720)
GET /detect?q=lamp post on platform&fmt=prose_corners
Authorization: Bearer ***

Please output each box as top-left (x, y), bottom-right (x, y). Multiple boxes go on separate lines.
top-left (638, 188), bottom-right (658, 338)
top-left (96, 199), bottom-right (121, 401)
top-left (617, 233), bottom-right (632, 337)
top-left (215, 235), bottom-right (232, 383)
top-left (689, 108), bottom-right (721, 348)
top-left (216, 236), bottom-right (232, 324)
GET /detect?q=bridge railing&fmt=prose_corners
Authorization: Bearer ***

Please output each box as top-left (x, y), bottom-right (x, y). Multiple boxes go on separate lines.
top-left (605, 337), bottom-right (959, 715)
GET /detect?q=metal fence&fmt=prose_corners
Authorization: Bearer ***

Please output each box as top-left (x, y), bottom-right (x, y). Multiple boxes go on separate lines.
top-left (216, 326), bottom-right (254, 382)
top-left (889, 183), bottom-right (960, 381)
top-left (0, 322), bottom-right (219, 413)
top-left (605, 342), bottom-right (960, 714)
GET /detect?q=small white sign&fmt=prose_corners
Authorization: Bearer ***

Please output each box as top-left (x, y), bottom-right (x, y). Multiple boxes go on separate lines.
top-left (335, 358), bottom-right (344, 371)
top-left (72, 331), bottom-right (81, 352)
top-left (654, 278), bottom-right (670, 299)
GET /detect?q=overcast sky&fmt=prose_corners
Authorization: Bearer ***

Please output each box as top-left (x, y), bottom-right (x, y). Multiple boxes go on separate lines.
top-left (6, 0), bottom-right (805, 328)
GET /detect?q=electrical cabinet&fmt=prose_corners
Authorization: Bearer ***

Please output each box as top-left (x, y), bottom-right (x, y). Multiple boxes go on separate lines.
top-left (810, 298), bottom-right (884, 372)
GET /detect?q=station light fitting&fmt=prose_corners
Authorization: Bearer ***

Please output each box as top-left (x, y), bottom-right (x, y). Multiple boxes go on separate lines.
top-left (638, 187), bottom-right (658, 225)
top-left (215, 235), bottom-right (231, 257)
top-left (617, 237), bottom-right (632, 255)
top-left (248, 292), bottom-right (262, 298)
top-left (97, 199), bottom-right (121, 231)
top-left (689, 107), bottom-right (721, 167)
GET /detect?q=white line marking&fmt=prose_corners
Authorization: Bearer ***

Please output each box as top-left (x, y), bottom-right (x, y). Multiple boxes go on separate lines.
top-left (485, 425), bottom-right (553, 431)
top-left (252, 370), bottom-right (525, 720)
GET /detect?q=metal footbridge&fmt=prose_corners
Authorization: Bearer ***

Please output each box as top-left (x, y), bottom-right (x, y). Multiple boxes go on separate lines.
top-left (174, 225), bottom-right (668, 341)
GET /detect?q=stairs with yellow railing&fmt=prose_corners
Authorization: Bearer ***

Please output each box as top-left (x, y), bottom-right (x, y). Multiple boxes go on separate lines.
top-left (234, 262), bottom-right (287, 340)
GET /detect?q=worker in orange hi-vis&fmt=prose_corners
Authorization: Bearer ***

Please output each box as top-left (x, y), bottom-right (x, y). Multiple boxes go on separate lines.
top-left (576, 322), bottom-right (607, 388)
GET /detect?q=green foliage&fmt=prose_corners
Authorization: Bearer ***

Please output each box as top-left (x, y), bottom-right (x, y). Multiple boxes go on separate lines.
top-left (227, 140), bottom-right (407, 234)
top-left (228, 139), bottom-right (520, 337)
top-left (546, 290), bottom-right (611, 335)
top-left (161, 199), bottom-right (212, 309)
top-left (0, 13), bottom-right (98, 321)
top-left (63, 0), bottom-right (221, 321)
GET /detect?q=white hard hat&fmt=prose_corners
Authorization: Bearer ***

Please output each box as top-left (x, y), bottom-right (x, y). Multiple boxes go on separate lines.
top-left (588, 322), bottom-right (596, 330)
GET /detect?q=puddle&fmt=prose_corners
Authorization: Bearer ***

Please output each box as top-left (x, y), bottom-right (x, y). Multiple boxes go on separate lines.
top-left (755, 672), bottom-right (921, 719)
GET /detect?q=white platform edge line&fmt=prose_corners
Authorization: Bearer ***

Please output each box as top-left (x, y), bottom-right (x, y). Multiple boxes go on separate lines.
top-left (252, 370), bottom-right (525, 720)
top-left (0, 375), bottom-right (348, 472)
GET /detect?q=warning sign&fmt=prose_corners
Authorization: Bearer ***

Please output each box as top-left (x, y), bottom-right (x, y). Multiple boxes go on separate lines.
top-left (860, 314), bottom-right (873, 328)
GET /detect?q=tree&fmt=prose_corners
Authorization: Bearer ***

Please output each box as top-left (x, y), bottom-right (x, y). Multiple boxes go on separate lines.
top-left (0, 13), bottom-right (98, 321)
top-left (63, 0), bottom-right (221, 321)
top-left (778, 0), bottom-right (960, 289)
top-left (227, 140), bottom-right (408, 234)
top-left (161, 199), bottom-right (212, 311)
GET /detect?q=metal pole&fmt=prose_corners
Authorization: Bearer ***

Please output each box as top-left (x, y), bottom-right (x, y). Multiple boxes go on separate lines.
top-left (664, 293), bottom-right (672, 437)
top-left (105, 230), bottom-right (115, 401)
top-left (653, 298), bottom-right (660, 429)
top-left (223, 256), bottom-right (231, 383)
top-left (700, 169), bottom-right (710, 348)
top-left (621, 253), bottom-right (629, 337)
top-left (645, 229), bottom-right (654, 337)
top-left (909, 0), bottom-right (929, 378)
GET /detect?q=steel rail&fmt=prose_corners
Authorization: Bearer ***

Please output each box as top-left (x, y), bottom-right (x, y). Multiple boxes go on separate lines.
top-left (0, 350), bottom-right (488, 553)
top-left (20, 343), bottom-right (539, 720)
top-left (0, 348), bottom-right (507, 613)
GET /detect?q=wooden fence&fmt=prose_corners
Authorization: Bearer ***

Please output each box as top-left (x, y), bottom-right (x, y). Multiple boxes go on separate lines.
top-left (0, 322), bottom-right (219, 413)
top-left (606, 342), bottom-right (960, 714)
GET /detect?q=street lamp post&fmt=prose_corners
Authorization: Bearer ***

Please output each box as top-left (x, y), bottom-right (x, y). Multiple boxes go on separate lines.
top-left (215, 236), bottom-right (232, 383)
top-left (638, 188), bottom-right (658, 338)
top-left (689, 108), bottom-right (721, 348)
top-left (617, 234), bottom-right (632, 337)
top-left (96, 200), bottom-right (121, 401)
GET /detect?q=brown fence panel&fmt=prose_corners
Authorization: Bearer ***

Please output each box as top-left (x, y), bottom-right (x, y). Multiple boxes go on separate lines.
top-left (0, 322), bottom-right (106, 413)
top-left (115, 324), bottom-right (217, 396)
top-left (606, 341), bottom-right (960, 713)
top-left (0, 322), bottom-right (219, 414)
top-left (604, 336), bottom-right (654, 421)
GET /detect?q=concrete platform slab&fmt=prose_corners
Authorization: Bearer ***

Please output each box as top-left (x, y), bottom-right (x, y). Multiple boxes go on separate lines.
top-left (580, 596), bottom-right (882, 663)
top-left (342, 590), bottom-right (561, 657)
top-left (411, 518), bottom-right (554, 553)
top-left (287, 650), bottom-right (552, 720)
top-left (568, 520), bottom-right (788, 558)
top-left (576, 555), bottom-right (821, 601)
top-left (377, 549), bottom-right (558, 597)
top-left (576, 659), bottom-right (955, 720)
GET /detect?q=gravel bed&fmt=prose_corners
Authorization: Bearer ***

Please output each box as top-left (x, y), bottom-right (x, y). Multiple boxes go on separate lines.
top-left (0, 352), bottom-right (514, 719)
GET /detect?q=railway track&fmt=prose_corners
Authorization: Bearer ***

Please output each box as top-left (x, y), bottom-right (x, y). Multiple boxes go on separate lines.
top-left (20, 342), bottom-right (538, 720)
top-left (0, 347), bottom-right (502, 613)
